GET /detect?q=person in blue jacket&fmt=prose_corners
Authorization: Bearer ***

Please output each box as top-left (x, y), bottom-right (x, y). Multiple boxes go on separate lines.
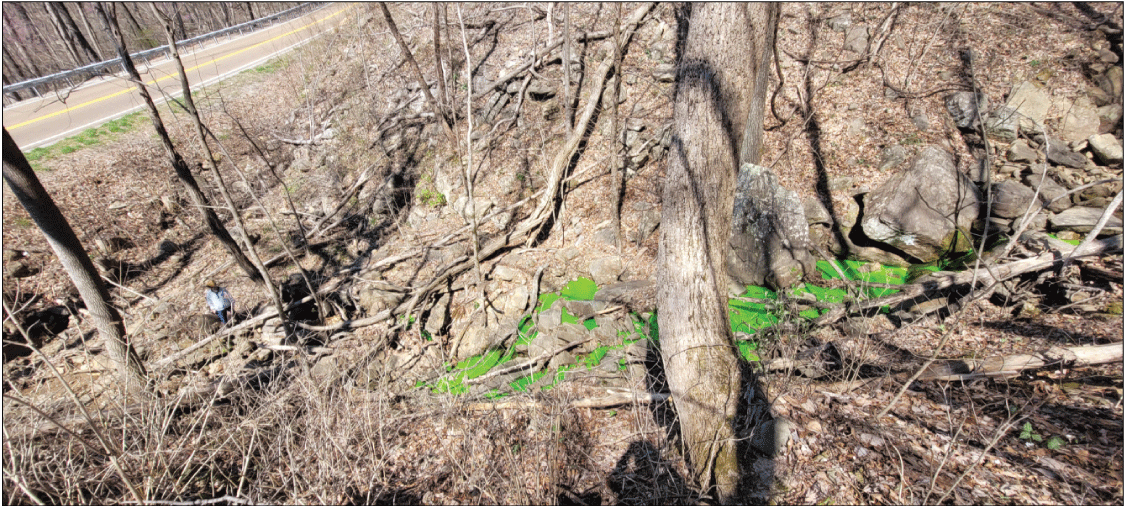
top-left (204, 279), bottom-right (235, 324)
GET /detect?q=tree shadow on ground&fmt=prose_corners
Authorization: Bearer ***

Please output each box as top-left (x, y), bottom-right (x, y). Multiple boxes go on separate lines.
top-left (607, 440), bottom-right (695, 505)
top-left (110, 231), bottom-right (207, 297)
top-left (639, 331), bottom-right (781, 503)
top-left (979, 318), bottom-right (1119, 346)
top-left (343, 488), bottom-right (423, 505)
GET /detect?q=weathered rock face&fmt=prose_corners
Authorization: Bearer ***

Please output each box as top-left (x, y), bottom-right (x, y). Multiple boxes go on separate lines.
top-left (860, 146), bottom-right (980, 263)
top-left (728, 164), bottom-right (816, 290)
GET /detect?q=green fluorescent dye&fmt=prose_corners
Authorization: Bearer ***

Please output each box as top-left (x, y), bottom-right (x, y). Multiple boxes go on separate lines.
top-left (428, 258), bottom-right (938, 395)
top-left (560, 277), bottom-right (599, 300)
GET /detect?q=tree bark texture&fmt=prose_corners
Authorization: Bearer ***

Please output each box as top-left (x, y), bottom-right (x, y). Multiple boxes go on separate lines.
top-left (96, 2), bottom-right (263, 283)
top-left (656, 3), bottom-right (777, 502)
top-left (3, 129), bottom-right (149, 392)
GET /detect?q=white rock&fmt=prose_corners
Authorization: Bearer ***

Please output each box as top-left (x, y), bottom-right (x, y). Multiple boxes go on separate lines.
top-left (1087, 133), bottom-right (1123, 164)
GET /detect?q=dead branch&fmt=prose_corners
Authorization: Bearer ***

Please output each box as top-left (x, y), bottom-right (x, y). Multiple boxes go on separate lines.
top-left (472, 30), bottom-right (614, 101)
top-left (527, 3), bottom-right (655, 234)
top-left (464, 336), bottom-right (594, 387)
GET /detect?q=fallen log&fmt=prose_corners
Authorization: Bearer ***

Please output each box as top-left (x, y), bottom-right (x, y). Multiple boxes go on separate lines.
top-left (760, 342), bottom-right (1122, 382)
top-left (814, 235), bottom-right (1122, 325)
top-left (915, 343), bottom-right (1123, 381)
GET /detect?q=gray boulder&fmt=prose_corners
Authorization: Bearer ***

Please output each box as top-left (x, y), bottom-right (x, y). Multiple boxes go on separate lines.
top-left (1098, 104), bottom-right (1122, 134)
top-left (1087, 133), bottom-right (1123, 164)
top-left (1095, 66), bottom-right (1122, 104)
top-left (1006, 139), bottom-right (1038, 163)
top-left (1058, 96), bottom-right (1100, 143)
top-left (984, 106), bottom-right (1020, 143)
top-left (457, 317), bottom-right (519, 361)
top-left (861, 146), bottom-right (980, 263)
top-left (588, 256), bottom-right (624, 286)
top-left (1005, 81), bottom-right (1050, 134)
top-left (728, 164), bottom-right (816, 290)
top-left (526, 81), bottom-right (557, 99)
top-left (827, 12), bottom-right (851, 32)
top-left (946, 92), bottom-right (989, 130)
top-left (1037, 135), bottom-right (1088, 169)
top-left (1023, 172), bottom-right (1073, 213)
top-left (802, 196), bottom-right (833, 226)
top-left (843, 25), bottom-right (870, 54)
top-left (989, 180), bottom-right (1042, 219)
top-left (1050, 206), bottom-right (1123, 234)
top-left (594, 279), bottom-right (657, 314)
top-left (878, 144), bottom-right (908, 173)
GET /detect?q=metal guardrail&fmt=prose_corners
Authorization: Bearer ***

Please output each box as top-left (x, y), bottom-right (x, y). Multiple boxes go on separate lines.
top-left (2, 3), bottom-right (325, 102)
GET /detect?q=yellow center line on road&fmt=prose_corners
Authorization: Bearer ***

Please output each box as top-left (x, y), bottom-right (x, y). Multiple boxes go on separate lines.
top-left (7, 5), bottom-right (352, 131)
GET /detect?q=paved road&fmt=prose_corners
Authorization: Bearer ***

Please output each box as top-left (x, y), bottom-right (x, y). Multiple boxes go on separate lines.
top-left (3, 3), bottom-right (354, 151)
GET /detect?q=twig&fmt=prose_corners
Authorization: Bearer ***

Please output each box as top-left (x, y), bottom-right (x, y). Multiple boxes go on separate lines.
top-left (464, 388), bottom-right (669, 410)
top-left (458, 5), bottom-right (488, 333)
top-left (122, 495), bottom-right (252, 506)
top-left (464, 337), bottom-right (594, 386)
top-left (1063, 190), bottom-right (1123, 267)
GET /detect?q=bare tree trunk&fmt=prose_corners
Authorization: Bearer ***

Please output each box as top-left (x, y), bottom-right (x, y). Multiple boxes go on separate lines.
top-left (117, 2), bottom-right (145, 43)
top-left (562, 3), bottom-right (573, 133)
top-left (3, 129), bottom-right (149, 394)
top-left (457, 4), bottom-right (486, 324)
top-left (46, 3), bottom-right (83, 67)
top-left (378, 2), bottom-right (457, 143)
top-left (10, 4), bottom-right (63, 75)
top-left (75, 3), bottom-right (109, 62)
top-left (657, 3), bottom-right (777, 501)
top-left (47, 2), bottom-right (101, 64)
top-left (609, 4), bottom-right (623, 251)
top-left (96, 2), bottom-right (263, 283)
top-left (433, 3), bottom-right (451, 117)
top-left (243, 2), bottom-right (256, 22)
top-left (150, 3), bottom-right (293, 338)
top-left (171, 3), bottom-right (187, 41)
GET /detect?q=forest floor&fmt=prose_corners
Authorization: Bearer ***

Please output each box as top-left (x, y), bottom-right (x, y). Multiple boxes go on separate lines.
top-left (4, 3), bottom-right (1122, 504)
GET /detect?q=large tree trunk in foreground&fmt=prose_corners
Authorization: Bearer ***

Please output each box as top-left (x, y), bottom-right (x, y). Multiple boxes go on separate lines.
top-left (3, 129), bottom-right (149, 393)
top-left (95, 2), bottom-right (262, 283)
top-left (656, 3), bottom-right (777, 501)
